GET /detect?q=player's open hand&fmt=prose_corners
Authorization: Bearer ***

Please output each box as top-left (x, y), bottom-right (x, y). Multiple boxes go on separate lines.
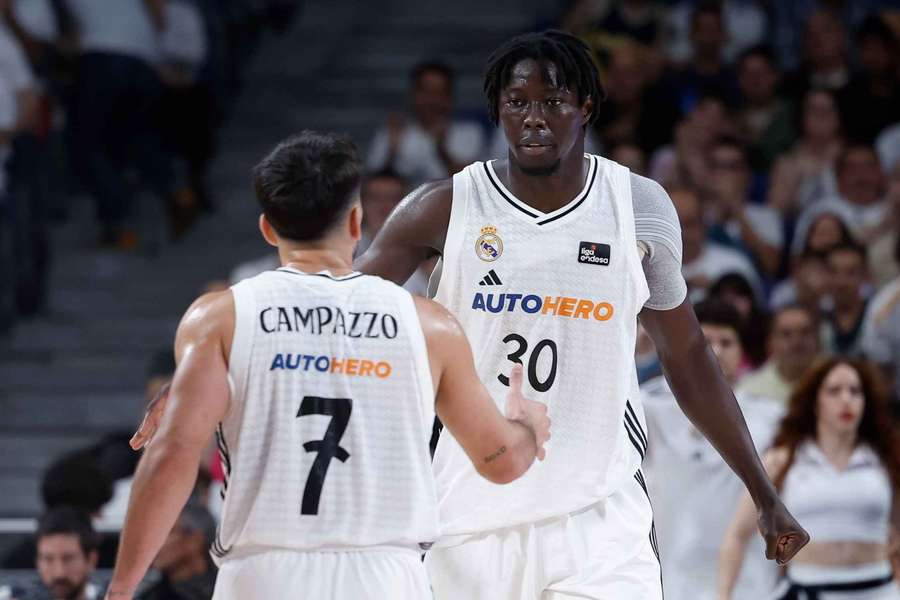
top-left (130, 382), bottom-right (171, 450)
top-left (504, 364), bottom-right (551, 460)
top-left (757, 499), bottom-right (810, 565)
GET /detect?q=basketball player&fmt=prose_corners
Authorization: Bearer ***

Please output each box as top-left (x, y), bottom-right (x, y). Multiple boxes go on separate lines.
top-left (354, 30), bottom-right (809, 599)
top-left (135, 30), bottom-right (809, 600)
top-left (104, 132), bottom-right (550, 600)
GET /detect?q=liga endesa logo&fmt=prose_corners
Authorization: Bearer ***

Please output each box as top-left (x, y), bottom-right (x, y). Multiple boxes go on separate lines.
top-left (471, 292), bottom-right (614, 322)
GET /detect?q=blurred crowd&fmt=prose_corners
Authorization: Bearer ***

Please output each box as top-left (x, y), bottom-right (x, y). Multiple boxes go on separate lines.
top-left (2, 0), bottom-right (900, 598)
top-left (0, 0), bottom-right (304, 336)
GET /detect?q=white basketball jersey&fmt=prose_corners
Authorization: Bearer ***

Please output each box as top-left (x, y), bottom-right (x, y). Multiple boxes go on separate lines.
top-left (212, 268), bottom-right (440, 563)
top-left (433, 154), bottom-right (650, 536)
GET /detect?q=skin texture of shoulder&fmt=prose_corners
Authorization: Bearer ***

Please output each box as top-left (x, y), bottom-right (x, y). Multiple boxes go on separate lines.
top-left (355, 178), bottom-right (453, 283)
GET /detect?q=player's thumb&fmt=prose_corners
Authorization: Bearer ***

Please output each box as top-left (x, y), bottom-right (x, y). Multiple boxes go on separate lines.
top-left (505, 364), bottom-right (524, 416)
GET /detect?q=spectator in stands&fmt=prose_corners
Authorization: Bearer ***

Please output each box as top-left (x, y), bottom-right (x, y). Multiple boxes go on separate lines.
top-left (366, 60), bottom-right (484, 186)
top-left (32, 507), bottom-right (102, 600)
top-left (135, 502), bottom-right (217, 600)
top-left (63, 0), bottom-right (193, 248)
top-left (862, 236), bottom-right (900, 406)
top-left (767, 89), bottom-right (843, 218)
top-left (784, 8), bottom-right (851, 100)
top-left (649, 94), bottom-right (731, 188)
top-left (670, 186), bottom-right (761, 301)
top-left (157, 0), bottom-right (219, 214)
top-left (822, 241), bottom-right (871, 357)
top-left (719, 358), bottom-right (900, 599)
top-left (789, 209), bottom-right (855, 258)
top-left (663, 0), bottom-right (766, 65)
top-left (663, 2), bottom-right (739, 113)
top-left (866, 161), bottom-right (899, 287)
top-left (737, 305), bottom-right (821, 406)
top-left (770, 250), bottom-right (830, 314)
top-left (734, 45), bottom-right (793, 173)
top-left (591, 42), bottom-right (678, 157)
top-left (609, 141), bottom-right (646, 176)
top-left (703, 136), bottom-right (783, 278)
top-left (839, 16), bottom-right (900, 145)
top-left (562, 0), bottom-right (665, 48)
top-left (795, 142), bottom-right (889, 243)
top-left (643, 299), bottom-right (781, 600)
top-left (708, 273), bottom-right (768, 369)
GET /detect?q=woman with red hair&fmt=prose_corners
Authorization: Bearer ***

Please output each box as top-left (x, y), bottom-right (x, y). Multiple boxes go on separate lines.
top-left (718, 357), bottom-right (900, 599)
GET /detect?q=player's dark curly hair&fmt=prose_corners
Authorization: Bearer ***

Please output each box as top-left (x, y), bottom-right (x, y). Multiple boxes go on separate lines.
top-left (253, 130), bottom-right (361, 242)
top-left (483, 29), bottom-right (605, 126)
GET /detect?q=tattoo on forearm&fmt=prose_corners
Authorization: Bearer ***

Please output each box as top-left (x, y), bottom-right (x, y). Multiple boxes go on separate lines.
top-left (484, 446), bottom-right (507, 463)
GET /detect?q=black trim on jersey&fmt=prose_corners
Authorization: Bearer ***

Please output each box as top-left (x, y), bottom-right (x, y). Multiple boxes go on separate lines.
top-left (482, 163), bottom-right (541, 218)
top-left (634, 470), bottom-right (661, 563)
top-left (536, 157), bottom-right (599, 225)
top-left (625, 420), bottom-right (645, 460)
top-left (277, 268), bottom-right (365, 282)
top-left (625, 400), bottom-right (648, 450)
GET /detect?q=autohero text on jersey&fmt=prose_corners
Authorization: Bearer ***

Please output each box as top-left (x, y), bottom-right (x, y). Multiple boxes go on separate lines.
top-left (471, 293), bottom-right (614, 322)
top-left (259, 305), bottom-right (399, 339)
top-left (270, 354), bottom-right (392, 379)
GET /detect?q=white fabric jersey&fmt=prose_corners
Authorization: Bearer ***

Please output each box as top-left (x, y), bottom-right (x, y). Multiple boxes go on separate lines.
top-left (433, 154), bottom-right (650, 536)
top-left (214, 268), bottom-right (439, 564)
top-left (641, 376), bottom-right (782, 600)
top-left (781, 441), bottom-right (892, 544)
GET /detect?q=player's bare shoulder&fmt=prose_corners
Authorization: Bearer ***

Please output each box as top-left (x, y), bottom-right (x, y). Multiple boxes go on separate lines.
top-left (387, 178), bottom-right (454, 248)
top-left (412, 294), bottom-right (465, 343)
top-left (176, 290), bottom-right (236, 360)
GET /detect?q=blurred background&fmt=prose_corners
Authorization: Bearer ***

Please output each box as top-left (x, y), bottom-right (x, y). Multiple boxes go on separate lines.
top-left (0, 0), bottom-right (898, 598)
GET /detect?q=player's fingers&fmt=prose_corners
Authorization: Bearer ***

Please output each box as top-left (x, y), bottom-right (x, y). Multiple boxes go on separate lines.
top-left (536, 445), bottom-right (546, 461)
top-left (509, 363), bottom-right (524, 397)
top-left (776, 531), bottom-right (808, 565)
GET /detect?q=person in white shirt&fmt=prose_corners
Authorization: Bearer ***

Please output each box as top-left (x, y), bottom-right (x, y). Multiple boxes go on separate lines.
top-left (719, 357), bottom-right (900, 599)
top-left (670, 185), bottom-right (763, 301)
top-left (366, 60), bottom-right (485, 187)
top-left (795, 143), bottom-right (889, 248)
top-left (63, 0), bottom-right (185, 247)
top-left (643, 299), bottom-right (782, 600)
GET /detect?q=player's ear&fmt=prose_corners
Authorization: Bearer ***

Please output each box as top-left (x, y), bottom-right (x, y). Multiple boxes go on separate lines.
top-left (259, 214), bottom-right (279, 248)
top-left (348, 200), bottom-right (363, 241)
top-left (582, 95), bottom-right (594, 127)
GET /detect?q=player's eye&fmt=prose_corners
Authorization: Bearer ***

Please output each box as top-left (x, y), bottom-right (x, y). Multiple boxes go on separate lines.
top-left (547, 98), bottom-right (563, 107)
top-left (506, 98), bottom-right (525, 108)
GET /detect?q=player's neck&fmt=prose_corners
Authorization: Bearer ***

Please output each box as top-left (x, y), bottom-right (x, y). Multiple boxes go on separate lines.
top-left (504, 150), bottom-right (589, 213)
top-left (279, 243), bottom-right (355, 276)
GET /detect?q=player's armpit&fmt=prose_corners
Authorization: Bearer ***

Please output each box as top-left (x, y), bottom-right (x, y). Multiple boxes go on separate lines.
top-left (415, 297), bottom-right (550, 483)
top-left (354, 179), bottom-right (452, 284)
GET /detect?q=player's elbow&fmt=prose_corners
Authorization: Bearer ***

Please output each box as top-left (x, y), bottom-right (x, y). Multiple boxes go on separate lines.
top-left (476, 449), bottom-right (532, 485)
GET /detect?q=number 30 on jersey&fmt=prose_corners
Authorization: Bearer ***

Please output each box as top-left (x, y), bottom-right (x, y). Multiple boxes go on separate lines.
top-left (497, 333), bottom-right (558, 392)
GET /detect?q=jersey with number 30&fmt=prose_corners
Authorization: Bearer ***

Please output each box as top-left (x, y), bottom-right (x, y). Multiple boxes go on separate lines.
top-left (212, 268), bottom-right (440, 564)
top-left (433, 154), bottom-right (651, 537)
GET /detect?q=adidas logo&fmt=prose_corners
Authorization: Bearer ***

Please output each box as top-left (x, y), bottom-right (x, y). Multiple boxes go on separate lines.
top-left (478, 270), bottom-right (503, 286)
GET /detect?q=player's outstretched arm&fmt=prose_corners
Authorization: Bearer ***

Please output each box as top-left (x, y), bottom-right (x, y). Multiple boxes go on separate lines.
top-left (354, 179), bottom-right (452, 284)
top-left (106, 291), bottom-right (233, 600)
top-left (716, 448), bottom-right (791, 600)
top-left (415, 296), bottom-right (550, 484)
top-left (640, 300), bottom-right (809, 565)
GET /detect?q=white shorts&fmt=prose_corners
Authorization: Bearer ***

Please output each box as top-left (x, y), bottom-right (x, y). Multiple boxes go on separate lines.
top-left (425, 469), bottom-right (662, 600)
top-left (211, 549), bottom-right (432, 599)
top-left (772, 561), bottom-right (900, 600)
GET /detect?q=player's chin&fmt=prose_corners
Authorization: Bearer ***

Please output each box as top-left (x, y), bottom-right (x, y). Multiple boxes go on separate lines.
top-left (512, 148), bottom-right (560, 174)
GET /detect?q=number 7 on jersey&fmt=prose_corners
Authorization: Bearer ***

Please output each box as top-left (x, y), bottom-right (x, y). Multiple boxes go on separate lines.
top-left (297, 396), bottom-right (353, 515)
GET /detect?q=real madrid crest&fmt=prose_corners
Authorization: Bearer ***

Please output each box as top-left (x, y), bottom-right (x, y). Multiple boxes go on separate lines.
top-left (475, 225), bottom-right (503, 262)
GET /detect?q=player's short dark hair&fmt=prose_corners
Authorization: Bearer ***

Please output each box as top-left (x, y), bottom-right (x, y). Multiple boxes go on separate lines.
top-left (36, 506), bottom-right (99, 556)
top-left (483, 29), bottom-right (604, 126)
top-left (694, 298), bottom-right (745, 346)
top-left (253, 131), bottom-right (362, 242)
top-left (41, 453), bottom-right (113, 514)
top-left (826, 239), bottom-right (868, 264)
top-left (411, 60), bottom-right (455, 87)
